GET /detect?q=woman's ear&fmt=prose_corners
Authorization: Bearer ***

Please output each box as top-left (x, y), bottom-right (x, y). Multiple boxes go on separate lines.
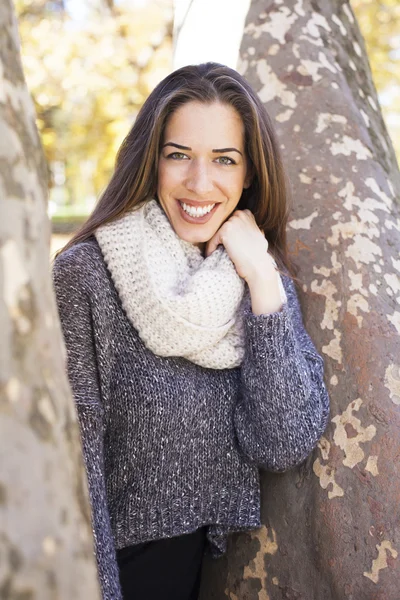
top-left (243, 165), bottom-right (254, 190)
top-left (243, 177), bottom-right (252, 190)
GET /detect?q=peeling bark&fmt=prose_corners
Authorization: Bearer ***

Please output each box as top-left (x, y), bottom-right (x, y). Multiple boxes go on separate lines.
top-left (0, 2), bottom-right (100, 598)
top-left (199, 1), bottom-right (400, 599)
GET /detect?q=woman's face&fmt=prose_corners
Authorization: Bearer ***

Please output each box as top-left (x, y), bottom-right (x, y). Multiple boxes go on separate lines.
top-left (157, 101), bottom-right (251, 250)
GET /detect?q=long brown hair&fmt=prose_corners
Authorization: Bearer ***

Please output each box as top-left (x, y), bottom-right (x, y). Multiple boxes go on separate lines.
top-left (56, 62), bottom-right (296, 277)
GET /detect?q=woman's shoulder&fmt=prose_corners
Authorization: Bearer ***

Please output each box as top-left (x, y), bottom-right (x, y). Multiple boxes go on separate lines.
top-left (52, 236), bottom-right (107, 289)
top-left (281, 272), bottom-right (297, 300)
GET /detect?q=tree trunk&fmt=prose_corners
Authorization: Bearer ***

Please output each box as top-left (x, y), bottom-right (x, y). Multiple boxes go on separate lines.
top-left (199, 1), bottom-right (400, 599)
top-left (0, 3), bottom-right (100, 598)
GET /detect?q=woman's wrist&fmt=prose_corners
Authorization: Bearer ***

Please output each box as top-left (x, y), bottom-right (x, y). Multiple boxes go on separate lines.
top-left (246, 266), bottom-right (285, 316)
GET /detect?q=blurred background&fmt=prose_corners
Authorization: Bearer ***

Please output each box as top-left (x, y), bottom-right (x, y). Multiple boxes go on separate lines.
top-left (15, 0), bottom-right (400, 257)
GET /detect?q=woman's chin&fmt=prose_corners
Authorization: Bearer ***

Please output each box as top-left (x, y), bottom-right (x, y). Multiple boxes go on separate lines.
top-left (177, 229), bottom-right (211, 247)
top-left (169, 219), bottom-right (214, 246)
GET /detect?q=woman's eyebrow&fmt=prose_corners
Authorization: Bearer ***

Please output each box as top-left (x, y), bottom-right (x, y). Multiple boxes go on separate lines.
top-left (163, 142), bottom-right (191, 150)
top-left (163, 142), bottom-right (243, 156)
top-left (212, 147), bottom-right (243, 156)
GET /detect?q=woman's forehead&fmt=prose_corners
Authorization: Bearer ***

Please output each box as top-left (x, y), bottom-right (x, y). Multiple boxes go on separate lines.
top-left (163, 101), bottom-right (245, 147)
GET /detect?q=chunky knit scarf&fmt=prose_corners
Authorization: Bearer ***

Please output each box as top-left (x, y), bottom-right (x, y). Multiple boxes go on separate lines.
top-left (95, 199), bottom-right (250, 369)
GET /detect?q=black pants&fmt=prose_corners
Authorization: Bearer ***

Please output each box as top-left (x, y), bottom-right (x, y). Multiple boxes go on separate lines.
top-left (116, 528), bottom-right (207, 600)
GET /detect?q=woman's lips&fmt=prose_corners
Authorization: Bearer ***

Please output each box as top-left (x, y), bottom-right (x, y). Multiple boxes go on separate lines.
top-left (176, 199), bottom-right (219, 224)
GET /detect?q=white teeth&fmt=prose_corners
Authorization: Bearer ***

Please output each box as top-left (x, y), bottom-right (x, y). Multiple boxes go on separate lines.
top-left (181, 202), bottom-right (215, 217)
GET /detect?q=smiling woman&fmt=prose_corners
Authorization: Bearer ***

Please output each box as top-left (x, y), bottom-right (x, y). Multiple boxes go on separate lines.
top-left (52, 63), bottom-right (330, 600)
top-left (157, 101), bottom-right (251, 251)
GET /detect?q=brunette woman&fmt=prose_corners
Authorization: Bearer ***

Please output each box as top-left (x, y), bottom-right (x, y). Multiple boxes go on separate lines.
top-left (52, 62), bottom-right (330, 600)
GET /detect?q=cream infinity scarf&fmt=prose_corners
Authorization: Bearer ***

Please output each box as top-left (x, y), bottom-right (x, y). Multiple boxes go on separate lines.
top-left (95, 199), bottom-right (250, 369)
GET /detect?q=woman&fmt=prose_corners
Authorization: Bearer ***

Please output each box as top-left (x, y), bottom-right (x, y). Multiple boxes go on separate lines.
top-left (52, 62), bottom-right (330, 600)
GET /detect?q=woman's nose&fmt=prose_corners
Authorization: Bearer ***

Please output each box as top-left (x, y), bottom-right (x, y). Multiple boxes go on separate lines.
top-left (185, 160), bottom-right (213, 195)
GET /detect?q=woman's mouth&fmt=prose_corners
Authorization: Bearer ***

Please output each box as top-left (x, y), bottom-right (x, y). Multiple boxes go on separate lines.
top-left (177, 200), bottom-right (219, 223)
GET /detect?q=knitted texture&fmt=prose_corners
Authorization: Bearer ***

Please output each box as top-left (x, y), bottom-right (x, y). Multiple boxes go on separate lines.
top-left (95, 199), bottom-right (251, 369)
top-left (52, 237), bottom-right (330, 600)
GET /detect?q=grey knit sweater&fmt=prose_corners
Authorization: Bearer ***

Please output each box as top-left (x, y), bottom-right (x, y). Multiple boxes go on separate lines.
top-left (52, 237), bottom-right (330, 600)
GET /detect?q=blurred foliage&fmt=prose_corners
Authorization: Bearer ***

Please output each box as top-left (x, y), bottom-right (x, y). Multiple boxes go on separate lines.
top-left (352, 0), bottom-right (399, 90)
top-left (16, 0), bottom-right (173, 209)
top-left (351, 0), bottom-right (400, 158)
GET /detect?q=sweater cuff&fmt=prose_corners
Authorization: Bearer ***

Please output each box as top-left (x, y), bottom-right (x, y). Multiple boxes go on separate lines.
top-left (243, 301), bottom-right (293, 364)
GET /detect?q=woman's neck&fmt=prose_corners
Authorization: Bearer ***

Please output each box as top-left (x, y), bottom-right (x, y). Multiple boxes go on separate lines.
top-left (194, 241), bottom-right (206, 256)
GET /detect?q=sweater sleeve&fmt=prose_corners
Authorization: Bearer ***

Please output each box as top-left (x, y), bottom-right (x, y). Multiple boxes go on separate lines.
top-left (52, 248), bottom-right (123, 600)
top-left (234, 274), bottom-right (330, 472)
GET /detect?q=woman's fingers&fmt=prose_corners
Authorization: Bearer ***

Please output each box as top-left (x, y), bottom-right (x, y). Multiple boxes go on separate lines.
top-left (205, 229), bottom-right (222, 257)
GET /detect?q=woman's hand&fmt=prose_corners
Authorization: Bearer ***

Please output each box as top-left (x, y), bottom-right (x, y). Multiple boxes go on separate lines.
top-left (205, 209), bottom-right (285, 315)
top-left (205, 209), bottom-right (274, 282)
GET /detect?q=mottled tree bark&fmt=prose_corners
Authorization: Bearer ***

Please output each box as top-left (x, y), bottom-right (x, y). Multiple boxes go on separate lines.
top-left (200, 1), bottom-right (400, 599)
top-left (0, 2), bottom-right (100, 598)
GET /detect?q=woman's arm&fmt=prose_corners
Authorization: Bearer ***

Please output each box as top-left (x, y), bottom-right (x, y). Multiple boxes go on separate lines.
top-left (234, 275), bottom-right (330, 472)
top-left (52, 247), bottom-right (122, 600)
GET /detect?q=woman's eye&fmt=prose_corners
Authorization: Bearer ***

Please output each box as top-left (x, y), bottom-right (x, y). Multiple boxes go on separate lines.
top-left (215, 156), bottom-right (235, 165)
top-left (167, 152), bottom-right (188, 160)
